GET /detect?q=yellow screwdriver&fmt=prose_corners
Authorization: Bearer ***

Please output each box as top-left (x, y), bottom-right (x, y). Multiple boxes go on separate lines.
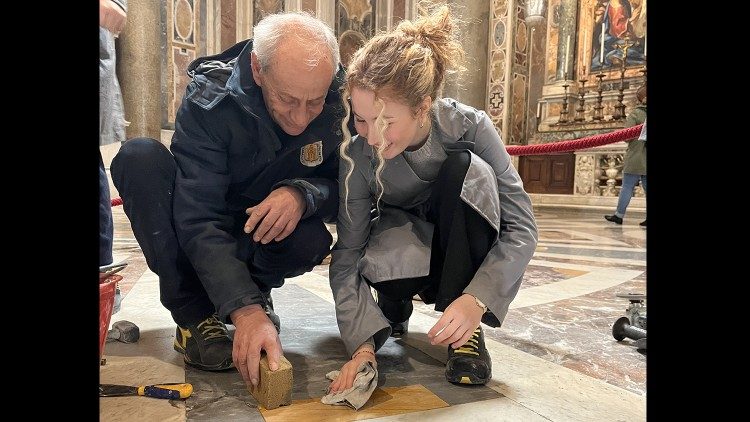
top-left (99, 382), bottom-right (193, 399)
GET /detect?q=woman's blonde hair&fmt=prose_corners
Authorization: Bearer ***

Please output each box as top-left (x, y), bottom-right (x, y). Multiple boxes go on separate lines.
top-left (339, 5), bottom-right (464, 220)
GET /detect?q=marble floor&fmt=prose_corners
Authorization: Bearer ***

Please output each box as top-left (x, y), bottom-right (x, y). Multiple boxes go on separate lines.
top-left (100, 206), bottom-right (647, 421)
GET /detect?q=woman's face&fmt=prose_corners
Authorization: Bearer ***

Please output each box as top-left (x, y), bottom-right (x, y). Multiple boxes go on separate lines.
top-left (350, 87), bottom-right (426, 160)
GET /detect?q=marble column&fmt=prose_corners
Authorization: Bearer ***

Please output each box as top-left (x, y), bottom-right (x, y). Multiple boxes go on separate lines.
top-left (555, 0), bottom-right (577, 81)
top-left (441, 0), bottom-right (490, 110)
top-left (317, 0), bottom-right (337, 29)
top-left (117, 0), bottom-right (162, 141)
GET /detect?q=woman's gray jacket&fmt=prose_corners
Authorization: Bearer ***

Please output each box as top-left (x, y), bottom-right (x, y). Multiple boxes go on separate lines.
top-left (330, 98), bottom-right (538, 356)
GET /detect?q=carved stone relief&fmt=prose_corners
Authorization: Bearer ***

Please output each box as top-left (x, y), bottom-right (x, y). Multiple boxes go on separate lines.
top-left (574, 154), bottom-right (595, 196)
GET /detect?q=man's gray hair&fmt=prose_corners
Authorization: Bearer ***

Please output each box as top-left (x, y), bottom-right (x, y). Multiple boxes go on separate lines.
top-left (253, 12), bottom-right (340, 73)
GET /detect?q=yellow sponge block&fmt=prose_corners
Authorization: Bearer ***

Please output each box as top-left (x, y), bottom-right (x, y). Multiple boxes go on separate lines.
top-left (249, 355), bottom-right (293, 410)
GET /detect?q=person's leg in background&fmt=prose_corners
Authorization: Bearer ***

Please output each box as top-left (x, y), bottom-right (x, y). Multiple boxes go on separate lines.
top-left (639, 174), bottom-right (647, 226)
top-left (111, 137), bottom-right (233, 371)
top-left (605, 172), bottom-right (639, 224)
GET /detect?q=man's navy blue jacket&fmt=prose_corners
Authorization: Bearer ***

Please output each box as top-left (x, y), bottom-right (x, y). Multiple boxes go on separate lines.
top-left (171, 39), bottom-right (344, 321)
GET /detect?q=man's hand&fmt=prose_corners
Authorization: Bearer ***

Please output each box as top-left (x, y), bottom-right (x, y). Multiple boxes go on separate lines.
top-left (427, 294), bottom-right (485, 349)
top-left (328, 346), bottom-right (376, 393)
top-left (244, 186), bottom-right (306, 244)
top-left (230, 304), bottom-right (283, 387)
top-left (100, 0), bottom-right (127, 35)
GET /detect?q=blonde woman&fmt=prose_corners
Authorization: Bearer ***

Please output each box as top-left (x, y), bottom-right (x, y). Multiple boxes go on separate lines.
top-left (328, 6), bottom-right (538, 392)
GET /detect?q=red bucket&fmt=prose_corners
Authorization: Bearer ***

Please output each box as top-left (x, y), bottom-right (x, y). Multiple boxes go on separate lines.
top-left (99, 273), bottom-right (122, 359)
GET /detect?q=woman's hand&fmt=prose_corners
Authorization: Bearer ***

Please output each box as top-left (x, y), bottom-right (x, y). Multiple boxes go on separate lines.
top-left (328, 347), bottom-right (376, 393)
top-left (427, 294), bottom-right (484, 349)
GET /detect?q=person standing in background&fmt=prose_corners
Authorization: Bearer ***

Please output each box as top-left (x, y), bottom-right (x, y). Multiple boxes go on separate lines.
top-left (605, 86), bottom-right (646, 226)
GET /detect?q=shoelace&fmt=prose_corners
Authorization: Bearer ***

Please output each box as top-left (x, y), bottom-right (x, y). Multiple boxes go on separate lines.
top-left (454, 328), bottom-right (481, 356)
top-left (197, 316), bottom-right (229, 341)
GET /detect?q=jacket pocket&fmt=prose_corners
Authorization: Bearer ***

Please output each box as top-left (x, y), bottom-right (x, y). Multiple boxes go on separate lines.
top-left (360, 207), bottom-right (434, 283)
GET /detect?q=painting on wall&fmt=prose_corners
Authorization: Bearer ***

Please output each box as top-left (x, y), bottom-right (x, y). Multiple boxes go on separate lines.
top-left (579, 0), bottom-right (646, 77)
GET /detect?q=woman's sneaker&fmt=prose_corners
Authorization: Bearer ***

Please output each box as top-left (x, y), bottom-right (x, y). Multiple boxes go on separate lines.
top-left (173, 314), bottom-right (234, 371)
top-left (445, 327), bottom-right (492, 385)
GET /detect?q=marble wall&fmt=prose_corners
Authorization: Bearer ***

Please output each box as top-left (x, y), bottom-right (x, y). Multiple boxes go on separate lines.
top-left (119, 0), bottom-right (646, 204)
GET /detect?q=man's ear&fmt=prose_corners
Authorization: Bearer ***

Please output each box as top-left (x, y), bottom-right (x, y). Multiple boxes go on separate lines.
top-left (250, 51), bottom-right (263, 87)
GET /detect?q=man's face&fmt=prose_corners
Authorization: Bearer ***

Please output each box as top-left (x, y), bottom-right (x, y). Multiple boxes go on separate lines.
top-left (251, 47), bottom-right (334, 136)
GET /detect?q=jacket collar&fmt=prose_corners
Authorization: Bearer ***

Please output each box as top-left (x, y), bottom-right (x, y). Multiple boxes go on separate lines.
top-left (361, 98), bottom-right (472, 157)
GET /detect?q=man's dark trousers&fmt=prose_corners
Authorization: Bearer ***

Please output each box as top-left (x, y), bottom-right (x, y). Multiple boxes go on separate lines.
top-left (111, 137), bottom-right (332, 326)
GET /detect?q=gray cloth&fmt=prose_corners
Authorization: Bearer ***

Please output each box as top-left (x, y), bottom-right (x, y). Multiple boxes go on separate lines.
top-left (321, 361), bottom-right (378, 410)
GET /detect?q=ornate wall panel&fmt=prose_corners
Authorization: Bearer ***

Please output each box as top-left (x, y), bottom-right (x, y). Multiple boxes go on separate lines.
top-left (301, 0), bottom-right (317, 13)
top-left (393, 0), bottom-right (406, 24)
top-left (220, 0), bottom-right (237, 49)
top-left (168, 0), bottom-right (200, 124)
top-left (488, 0), bottom-right (510, 135)
top-left (507, 1), bottom-right (527, 145)
top-left (544, 0), bottom-right (560, 83)
top-left (336, 0), bottom-right (376, 67)
top-left (254, 0), bottom-right (285, 26)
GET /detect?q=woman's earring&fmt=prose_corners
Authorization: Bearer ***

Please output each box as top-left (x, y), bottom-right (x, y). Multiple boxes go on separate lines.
top-left (420, 119), bottom-right (424, 128)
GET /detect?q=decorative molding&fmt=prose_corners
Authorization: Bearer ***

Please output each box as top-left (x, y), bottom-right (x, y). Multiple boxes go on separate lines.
top-left (237, 0), bottom-right (252, 40)
top-left (284, 0), bottom-right (301, 11)
top-left (574, 154), bottom-right (596, 196)
top-left (205, 0), bottom-right (222, 54)
top-left (317, 0), bottom-right (336, 28)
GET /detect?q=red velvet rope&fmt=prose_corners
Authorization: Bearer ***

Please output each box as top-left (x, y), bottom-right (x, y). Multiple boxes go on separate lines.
top-left (110, 124), bottom-right (643, 207)
top-left (505, 124), bottom-right (643, 156)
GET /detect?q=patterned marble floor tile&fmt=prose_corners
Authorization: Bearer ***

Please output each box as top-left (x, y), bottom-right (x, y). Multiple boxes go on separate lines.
top-left (107, 207), bottom-right (647, 421)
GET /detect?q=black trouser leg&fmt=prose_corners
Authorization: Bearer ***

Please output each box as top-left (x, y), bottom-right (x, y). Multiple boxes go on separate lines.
top-left (368, 276), bottom-right (429, 323)
top-left (99, 150), bottom-right (114, 266)
top-left (371, 152), bottom-right (497, 314)
top-left (111, 138), bottom-right (214, 326)
top-left (429, 152), bottom-right (496, 312)
top-left (245, 216), bottom-right (333, 291)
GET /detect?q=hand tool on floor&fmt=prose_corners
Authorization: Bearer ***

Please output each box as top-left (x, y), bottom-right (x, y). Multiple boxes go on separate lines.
top-left (100, 261), bottom-right (128, 275)
top-left (612, 317), bottom-right (646, 346)
top-left (107, 320), bottom-right (140, 343)
top-left (99, 383), bottom-right (193, 399)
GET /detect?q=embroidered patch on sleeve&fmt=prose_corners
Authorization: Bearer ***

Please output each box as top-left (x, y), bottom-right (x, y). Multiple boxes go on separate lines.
top-left (300, 140), bottom-right (323, 167)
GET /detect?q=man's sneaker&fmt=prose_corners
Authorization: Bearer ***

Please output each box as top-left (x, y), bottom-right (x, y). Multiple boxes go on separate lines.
top-left (445, 327), bottom-right (492, 385)
top-left (261, 291), bottom-right (281, 333)
top-left (174, 315), bottom-right (234, 371)
top-left (376, 291), bottom-right (412, 337)
top-left (639, 219), bottom-right (647, 227)
top-left (604, 214), bottom-right (623, 224)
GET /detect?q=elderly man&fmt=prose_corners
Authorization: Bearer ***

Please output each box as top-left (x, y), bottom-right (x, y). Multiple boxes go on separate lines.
top-left (111, 12), bottom-right (343, 387)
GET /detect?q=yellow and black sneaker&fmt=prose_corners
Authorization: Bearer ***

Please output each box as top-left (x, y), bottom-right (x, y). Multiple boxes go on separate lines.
top-left (445, 326), bottom-right (492, 385)
top-left (173, 314), bottom-right (234, 371)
